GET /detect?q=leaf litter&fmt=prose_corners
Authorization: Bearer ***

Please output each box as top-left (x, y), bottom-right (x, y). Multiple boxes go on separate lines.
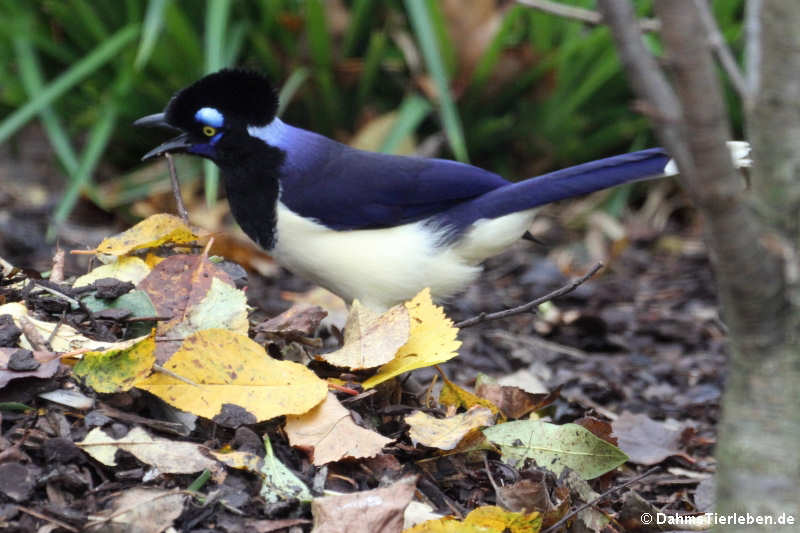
top-left (0, 208), bottom-right (734, 532)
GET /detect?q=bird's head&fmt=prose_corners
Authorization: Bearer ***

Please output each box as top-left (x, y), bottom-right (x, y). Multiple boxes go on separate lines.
top-left (136, 69), bottom-right (279, 162)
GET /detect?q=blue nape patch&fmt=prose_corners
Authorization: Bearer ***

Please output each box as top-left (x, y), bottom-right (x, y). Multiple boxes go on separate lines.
top-left (195, 107), bottom-right (224, 127)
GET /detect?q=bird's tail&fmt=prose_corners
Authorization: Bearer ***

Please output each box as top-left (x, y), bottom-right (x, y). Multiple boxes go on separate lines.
top-left (470, 141), bottom-right (751, 220)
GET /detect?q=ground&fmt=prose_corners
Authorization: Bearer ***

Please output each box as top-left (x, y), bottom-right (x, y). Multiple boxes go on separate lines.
top-left (0, 130), bottom-right (726, 532)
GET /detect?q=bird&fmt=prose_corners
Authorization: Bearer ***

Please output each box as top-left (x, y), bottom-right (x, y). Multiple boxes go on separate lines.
top-left (136, 69), bottom-right (751, 311)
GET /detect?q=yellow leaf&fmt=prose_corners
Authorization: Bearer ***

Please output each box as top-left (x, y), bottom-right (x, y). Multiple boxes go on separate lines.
top-left (362, 289), bottom-right (460, 389)
top-left (321, 301), bottom-right (409, 370)
top-left (136, 329), bottom-right (327, 421)
top-left (406, 406), bottom-right (495, 450)
top-left (74, 333), bottom-right (156, 393)
top-left (95, 213), bottom-right (197, 258)
top-left (439, 375), bottom-right (501, 418)
top-left (73, 256), bottom-right (151, 288)
top-left (404, 506), bottom-right (541, 533)
top-left (285, 393), bottom-right (393, 465)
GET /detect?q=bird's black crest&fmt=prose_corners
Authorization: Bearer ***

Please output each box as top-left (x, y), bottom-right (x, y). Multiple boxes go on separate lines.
top-left (165, 69), bottom-right (278, 129)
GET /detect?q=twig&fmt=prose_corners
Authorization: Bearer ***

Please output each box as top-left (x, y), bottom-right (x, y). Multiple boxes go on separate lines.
top-left (516, 0), bottom-right (660, 32)
top-left (16, 506), bottom-right (79, 533)
top-left (542, 467), bottom-right (659, 533)
top-left (20, 316), bottom-right (48, 351)
top-left (44, 311), bottom-right (66, 351)
top-left (165, 152), bottom-right (190, 225)
top-left (692, 0), bottom-right (748, 100)
top-left (153, 364), bottom-right (200, 387)
top-left (596, 0), bottom-right (697, 192)
top-left (455, 262), bottom-right (603, 328)
top-left (744, 0), bottom-right (762, 99)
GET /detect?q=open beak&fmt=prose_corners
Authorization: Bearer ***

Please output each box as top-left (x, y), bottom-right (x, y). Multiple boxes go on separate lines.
top-left (134, 112), bottom-right (191, 160)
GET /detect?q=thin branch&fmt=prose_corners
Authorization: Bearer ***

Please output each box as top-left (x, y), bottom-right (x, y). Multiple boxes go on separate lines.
top-left (16, 506), bottom-right (79, 533)
top-left (455, 262), bottom-right (603, 328)
top-left (542, 467), bottom-right (659, 533)
top-left (153, 364), bottom-right (200, 387)
top-left (596, 0), bottom-right (696, 192)
top-left (744, 0), bottom-right (762, 99)
top-left (692, 0), bottom-right (748, 100)
top-left (516, 0), bottom-right (661, 32)
top-left (165, 152), bottom-right (190, 225)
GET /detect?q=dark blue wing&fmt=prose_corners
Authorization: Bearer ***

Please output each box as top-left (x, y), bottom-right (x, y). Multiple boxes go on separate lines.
top-left (278, 131), bottom-right (510, 230)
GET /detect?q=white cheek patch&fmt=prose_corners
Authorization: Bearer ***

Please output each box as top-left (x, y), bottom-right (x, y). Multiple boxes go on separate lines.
top-left (195, 107), bottom-right (224, 127)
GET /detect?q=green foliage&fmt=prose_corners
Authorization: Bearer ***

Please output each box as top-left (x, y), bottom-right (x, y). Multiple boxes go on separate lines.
top-left (0, 0), bottom-right (744, 228)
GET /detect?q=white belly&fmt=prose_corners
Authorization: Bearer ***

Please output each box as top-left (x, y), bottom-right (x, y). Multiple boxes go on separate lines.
top-left (272, 203), bottom-right (536, 310)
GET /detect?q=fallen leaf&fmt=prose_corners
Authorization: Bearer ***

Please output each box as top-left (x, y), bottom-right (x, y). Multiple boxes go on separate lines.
top-left (285, 392), bottom-right (393, 465)
top-left (168, 277), bottom-right (249, 337)
top-left (256, 303), bottom-right (328, 339)
top-left (73, 256), bottom-right (152, 287)
top-left (261, 434), bottom-right (314, 503)
top-left (73, 333), bottom-right (156, 393)
top-left (282, 287), bottom-right (348, 330)
top-left (406, 406), bottom-right (495, 450)
top-left (0, 348), bottom-right (60, 388)
top-left (0, 302), bottom-right (143, 352)
top-left (136, 329), bottom-right (327, 421)
top-left (137, 254), bottom-right (235, 332)
top-left (362, 289), bottom-right (460, 389)
top-left (312, 476), bottom-right (418, 533)
top-left (94, 213), bottom-right (197, 259)
top-left (88, 487), bottom-right (185, 533)
top-left (562, 470), bottom-right (610, 532)
top-left (483, 420), bottom-right (628, 479)
top-left (575, 416), bottom-right (617, 446)
top-left (475, 377), bottom-right (561, 419)
top-left (405, 505), bottom-right (542, 533)
top-left (439, 375), bottom-right (500, 417)
top-left (77, 426), bottom-right (221, 475)
top-left (322, 301), bottom-right (410, 369)
top-left (612, 411), bottom-right (689, 465)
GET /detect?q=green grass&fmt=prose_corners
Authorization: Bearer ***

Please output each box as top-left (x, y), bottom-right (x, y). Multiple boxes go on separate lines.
top-left (0, 0), bottom-right (745, 231)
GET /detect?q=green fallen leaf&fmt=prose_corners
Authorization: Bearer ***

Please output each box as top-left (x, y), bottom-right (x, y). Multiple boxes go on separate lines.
top-left (81, 290), bottom-right (157, 337)
top-left (261, 434), bottom-right (312, 504)
top-left (74, 334), bottom-right (155, 393)
top-left (483, 420), bottom-right (628, 480)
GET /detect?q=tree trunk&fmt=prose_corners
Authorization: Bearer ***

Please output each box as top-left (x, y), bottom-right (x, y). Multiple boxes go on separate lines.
top-left (598, 0), bottom-right (800, 529)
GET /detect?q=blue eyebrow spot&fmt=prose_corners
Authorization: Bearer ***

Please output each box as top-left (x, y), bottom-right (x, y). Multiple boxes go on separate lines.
top-left (195, 107), bottom-right (224, 127)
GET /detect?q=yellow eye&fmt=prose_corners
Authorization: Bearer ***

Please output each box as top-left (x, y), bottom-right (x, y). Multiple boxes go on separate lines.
top-left (202, 126), bottom-right (216, 137)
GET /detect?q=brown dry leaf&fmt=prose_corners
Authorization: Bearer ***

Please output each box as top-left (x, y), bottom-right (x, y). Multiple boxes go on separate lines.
top-left (95, 213), bottom-right (197, 258)
top-left (322, 301), bottom-right (410, 370)
top-left (362, 289), bottom-right (460, 389)
top-left (285, 392), bottom-right (393, 465)
top-left (77, 426), bottom-right (222, 477)
top-left (575, 416), bottom-right (617, 446)
top-left (406, 406), bottom-right (495, 450)
top-left (88, 487), bottom-right (185, 533)
top-left (612, 411), bottom-right (690, 465)
top-left (0, 348), bottom-right (60, 388)
top-left (138, 254), bottom-right (234, 332)
top-left (282, 287), bottom-right (349, 330)
top-left (136, 329), bottom-right (327, 422)
top-left (475, 380), bottom-right (561, 419)
top-left (137, 254), bottom-right (244, 363)
top-left (312, 476), bottom-right (418, 533)
top-left (255, 303), bottom-right (327, 346)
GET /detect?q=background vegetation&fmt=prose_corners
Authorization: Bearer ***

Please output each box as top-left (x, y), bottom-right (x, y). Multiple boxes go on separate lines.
top-left (0, 0), bottom-right (744, 234)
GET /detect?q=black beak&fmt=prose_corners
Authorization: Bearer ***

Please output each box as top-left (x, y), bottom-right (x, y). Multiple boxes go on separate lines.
top-left (134, 112), bottom-right (191, 161)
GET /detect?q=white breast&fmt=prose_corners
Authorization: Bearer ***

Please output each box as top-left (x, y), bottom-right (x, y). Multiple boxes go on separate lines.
top-left (271, 203), bottom-right (536, 310)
